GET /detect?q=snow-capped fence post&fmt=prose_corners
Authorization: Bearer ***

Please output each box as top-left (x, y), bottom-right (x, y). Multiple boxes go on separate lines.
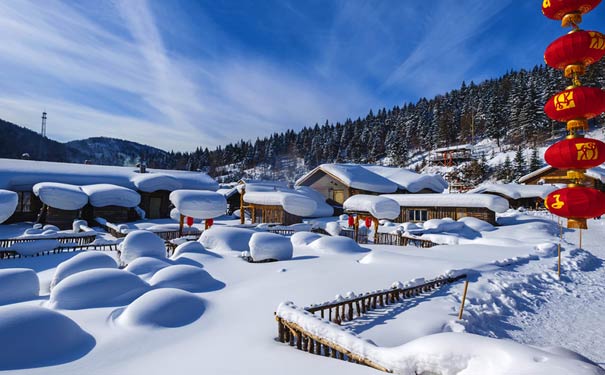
top-left (457, 279), bottom-right (470, 320)
top-left (178, 214), bottom-right (184, 238)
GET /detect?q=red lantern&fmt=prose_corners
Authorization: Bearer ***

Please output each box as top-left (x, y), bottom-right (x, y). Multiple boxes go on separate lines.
top-left (206, 218), bottom-right (214, 228)
top-left (544, 86), bottom-right (605, 122)
top-left (542, 0), bottom-right (601, 21)
top-left (544, 30), bottom-right (605, 72)
top-left (545, 187), bottom-right (605, 228)
top-left (347, 215), bottom-right (354, 227)
top-left (365, 217), bottom-right (373, 228)
top-left (545, 137), bottom-right (605, 169)
top-left (186, 216), bottom-right (194, 227)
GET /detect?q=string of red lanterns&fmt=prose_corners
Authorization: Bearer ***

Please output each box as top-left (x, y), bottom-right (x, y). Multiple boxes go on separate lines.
top-left (542, 0), bottom-right (605, 229)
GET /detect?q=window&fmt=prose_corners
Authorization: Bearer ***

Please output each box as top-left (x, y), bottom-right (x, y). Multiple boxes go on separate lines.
top-left (408, 209), bottom-right (428, 222)
top-left (17, 192), bottom-right (32, 212)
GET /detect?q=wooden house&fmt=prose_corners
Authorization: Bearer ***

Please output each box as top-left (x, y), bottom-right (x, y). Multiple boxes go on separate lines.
top-left (381, 193), bottom-right (509, 225)
top-left (429, 144), bottom-right (473, 167)
top-left (295, 164), bottom-right (447, 206)
top-left (518, 166), bottom-right (605, 191)
top-left (0, 158), bottom-right (218, 229)
top-left (469, 183), bottom-right (559, 209)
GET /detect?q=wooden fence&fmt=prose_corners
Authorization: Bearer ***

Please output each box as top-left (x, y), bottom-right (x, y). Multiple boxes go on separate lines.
top-left (340, 229), bottom-right (436, 248)
top-left (0, 243), bottom-right (120, 259)
top-left (266, 229), bottom-right (296, 236)
top-left (275, 274), bottom-right (466, 372)
top-left (0, 234), bottom-right (97, 248)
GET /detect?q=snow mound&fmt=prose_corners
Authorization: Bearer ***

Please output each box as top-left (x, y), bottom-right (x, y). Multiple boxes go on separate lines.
top-left (8, 239), bottom-right (60, 256)
top-left (81, 183), bottom-right (140, 207)
top-left (170, 241), bottom-right (220, 260)
top-left (150, 265), bottom-right (224, 292)
top-left (0, 305), bottom-right (94, 370)
top-left (290, 231), bottom-right (323, 252)
top-left (0, 189), bottom-right (18, 223)
top-left (49, 268), bottom-right (150, 309)
top-left (131, 173), bottom-right (182, 193)
top-left (325, 221), bottom-right (341, 236)
top-left (116, 288), bottom-right (205, 328)
top-left (382, 193), bottom-right (510, 213)
top-left (124, 257), bottom-right (171, 277)
top-left (458, 216), bottom-right (494, 232)
top-left (423, 218), bottom-right (466, 232)
top-left (169, 190), bottom-right (227, 219)
top-left (0, 269), bottom-right (39, 305)
top-left (343, 194), bottom-right (400, 220)
top-left (244, 191), bottom-right (318, 217)
top-left (32, 182), bottom-right (88, 211)
top-left (120, 230), bottom-right (167, 264)
top-left (309, 236), bottom-right (368, 254)
top-left (51, 252), bottom-right (118, 290)
top-left (535, 242), bottom-right (558, 257)
top-left (199, 226), bottom-right (256, 252)
top-left (249, 232), bottom-right (293, 261)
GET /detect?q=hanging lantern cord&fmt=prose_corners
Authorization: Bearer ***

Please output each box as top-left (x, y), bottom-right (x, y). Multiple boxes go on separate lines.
top-left (562, 12), bottom-right (582, 29)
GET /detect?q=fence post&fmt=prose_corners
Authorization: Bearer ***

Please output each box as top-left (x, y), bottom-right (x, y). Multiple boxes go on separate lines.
top-left (457, 279), bottom-right (470, 320)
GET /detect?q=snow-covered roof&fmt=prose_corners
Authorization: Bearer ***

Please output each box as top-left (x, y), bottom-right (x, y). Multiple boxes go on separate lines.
top-left (433, 144), bottom-right (472, 153)
top-left (33, 182), bottom-right (89, 211)
top-left (169, 190), bottom-right (227, 219)
top-left (297, 163), bottom-right (446, 193)
top-left (80, 184), bottom-right (140, 208)
top-left (343, 195), bottom-right (400, 220)
top-left (216, 187), bottom-right (239, 198)
top-left (0, 158), bottom-right (217, 192)
top-left (0, 189), bottom-right (18, 224)
top-left (519, 165), bottom-right (605, 184)
top-left (243, 186), bottom-right (333, 218)
top-left (468, 183), bottom-right (558, 199)
top-left (381, 193), bottom-right (509, 213)
top-left (364, 165), bottom-right (448, 193)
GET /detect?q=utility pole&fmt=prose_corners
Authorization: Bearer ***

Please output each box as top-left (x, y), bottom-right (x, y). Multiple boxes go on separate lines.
top-left (41, 111), bottom-right (47, 138)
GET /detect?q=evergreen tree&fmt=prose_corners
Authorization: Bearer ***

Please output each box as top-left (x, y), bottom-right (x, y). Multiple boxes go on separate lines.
top-left (513, 148), bottom-right (526, 180)
top-left (528, 147), bottom-right (542, 172)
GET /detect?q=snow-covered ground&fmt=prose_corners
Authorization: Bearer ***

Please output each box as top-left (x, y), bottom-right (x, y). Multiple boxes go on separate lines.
top-left (0, 212), bottom-right (604, 374)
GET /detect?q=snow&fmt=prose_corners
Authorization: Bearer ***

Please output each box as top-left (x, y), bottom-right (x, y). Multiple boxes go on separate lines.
top-left (244, 191), bottom-right (318, 217)
top-left (290, 231), bottom-right (323, 252)
top-left (124, 257), bottom-right (171, 278)
top-left (80, 184), bottom-right (140, 207)
top-left (115, 288), bottom-right (205, 328)
top-left (0, 305), bottom-right (94, 370)
top-left (457, 216), bottom-right (494, 232)
top-left (149, 265), bottom-right (224, 293)
top-left (119, 230), bottom-right (167, 264)
top-left (7, 239), bottom-right (60, 256)
top-left (249, 232), bottom-right (293, 261)
top-left (198, 226), bottom-right (256, 252)
top-left (0, 268), bottom-right (39, 305)
top-left (0, 189), bottom-right (18, 223)
top-left (171, 241), bottom-right (207, 258)
top-left (365, 165), bottom-right (448, 193)
top-left (343, 194), bottom-right (400, 219)
top-left (49, 268), bottom-right (150, 309)
top-left (382, 193), bottom-right (510, 213)
top-left (50, 252), bottom-right (118, 290)
top-left (308, 235), bottom-right (368, 255)
top-left (0, 158), bottom-right (218, 192)
top-left (169, 190), bottom-right (227, 219)
top-left (130, 173), bottom-right (182, 192)
top-left (32, 182), bottom-right (88, 211)
top-left (469, 182), bottom-right (558, 199)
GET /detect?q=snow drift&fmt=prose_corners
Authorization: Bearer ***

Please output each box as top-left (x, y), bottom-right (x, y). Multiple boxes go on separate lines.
top-left (0, 268), bottom-right (39, 305)
top-left (0, 305), bottom-right (95, 370)
top-left (49, 268), bottom-right (150, 309)
top-left (120, 230), bottom-right (167, 264)
top-left (199, 226), bottom-right (256, 252)
top-left (149, 265), bottom-right (224, 293)
top-left (124, 257), bottom-right (171, 277)
top-left (116, 288), bottom-right (205, 328)
top-left (249, 232), bottom-right (293, 261)
top-left (51, 252), bottom-right (118, 290)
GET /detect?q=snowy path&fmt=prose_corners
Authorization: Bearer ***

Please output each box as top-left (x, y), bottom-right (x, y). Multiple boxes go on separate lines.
top-left (461, 218), bottom-right (605, 367)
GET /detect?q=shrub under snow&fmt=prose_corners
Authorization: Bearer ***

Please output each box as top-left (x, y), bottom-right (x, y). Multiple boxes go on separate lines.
top-left (150, 265), bottom-right (224, 293)
top-left (0, 305), bottom-right (94, 370)
top-left (120, 230), bottom-right (167, 264)
top-left (0, 268), bottom-right (39, 305)
top-left (116, 288), bottom-right (205, 328)
top-left (49, 268), bottom-right (150, 310)
top-left (51, 252), bottom-right (118, 290)
top-left (249, 232), bottom-right (293, 261)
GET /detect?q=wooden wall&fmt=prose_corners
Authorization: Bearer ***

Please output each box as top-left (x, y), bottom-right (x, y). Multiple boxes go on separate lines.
top-left (139, 190), bottom-right (171, 219)
top-left (395, 206), bottom-right (496, 225)
top-left (4, 191), bottom-right (43, 224)
top-left (45, 207), bottom-right (80, 229)
top-left (250, 204), bottom-right (302, 225)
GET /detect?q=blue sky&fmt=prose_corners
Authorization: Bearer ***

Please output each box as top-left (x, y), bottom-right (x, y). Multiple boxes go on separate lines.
top-left (0, 0), bottom-right (604, 151)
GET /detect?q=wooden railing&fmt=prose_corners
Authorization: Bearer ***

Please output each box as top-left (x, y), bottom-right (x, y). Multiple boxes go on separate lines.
top-left (374, 232), bottom-right (437, 248)
top-left (266, 229), bottom-right (296, 236)
top-left (275, 274), bottom-right (466, 372)
top-left (0, 234), bottom-right (97, 248)
top-left (340, 229), bottom-right (368, 244)
top-left (0, 243), bottom-right (119, 259)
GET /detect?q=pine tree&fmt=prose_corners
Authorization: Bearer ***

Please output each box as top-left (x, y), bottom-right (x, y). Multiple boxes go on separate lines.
top-left (513, 148), bottom-right (526, 180)
top-left (528, 147), bottom-right (542, 172)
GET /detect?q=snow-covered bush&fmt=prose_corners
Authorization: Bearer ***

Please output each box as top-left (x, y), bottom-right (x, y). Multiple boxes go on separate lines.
top-left (116, 288), bottom-right (205, 328)
top-left (0, 269), bottom-right (39, 305)
top-left (150, 265), bottom-right (224, 293)
top-left (0, 305), bottom-right (94, 370)
top-left (199, 226), bottom-right (256, 252)
top-left (120, 230), bottom-right (167, 264)
top-left (249, 232), bottom-right (293, 261)
top-left (49, 269), bottom-right (150, 309)
top-left (51, 252), bottom-right (118, 290)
